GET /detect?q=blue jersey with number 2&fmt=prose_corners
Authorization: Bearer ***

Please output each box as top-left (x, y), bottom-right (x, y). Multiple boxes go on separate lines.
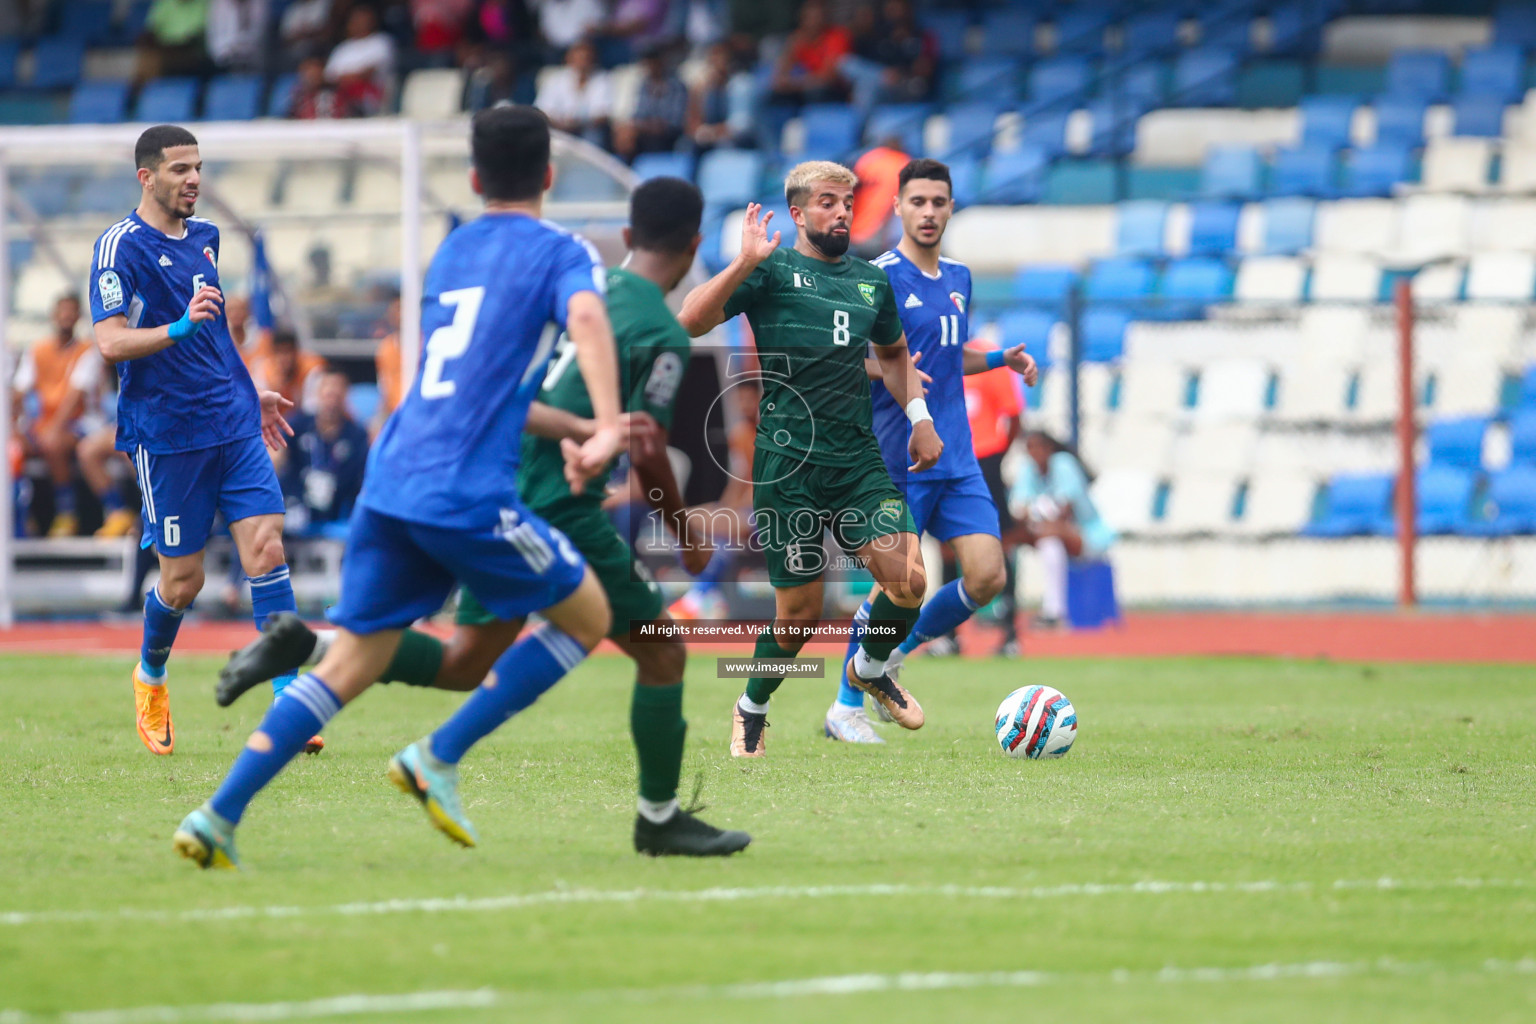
top-left (360, 213), bottom-right (605, 529)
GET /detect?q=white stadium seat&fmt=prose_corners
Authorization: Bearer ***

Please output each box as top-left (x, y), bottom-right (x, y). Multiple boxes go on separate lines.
top-left (1178, 421), bottom-right (1258, 474)
top-left (1396, 193), bottom-right (1471, 262)
top-left (1469, 198), bottom-right (1536, 251)
top-left (1232, 471), bottom-right (1319, 536)
top-left (1425, 362), bottom-right (1503, 417)
top-left (1465, 252), bottom-right (1536, 300)
top-left (1088, 467), bottom-right (1159, 535)
top-left (1313, 198), bottom-right (1397, 254)
top-left (427, 161), bottom-right (477, 210)
top-left (1116, 360), bottom-right (1189, 420)
top-left (400, 69), bottom-right (464, 119)
top-left (14, 262), bottom-right (75, 319)
top-left (1497, 144), bottom-right (1536, 193)
top-left (1083, 415), bottom-right (1175, 473)
top-left (1159, 473), bottom-right (1239, 535)
top-left (350, 164), bottom-right (402, 213)
top-left (1194, 359), bottom-right (1272, 420)
top-left (1409, 260), bottom-right (1467, 301)
top-left (1234, 256), bottom-right (1307, 302)
top-left (1267, 361), bottom-right (1353, 423)
top-left (1420, 137), bottom-right (1494, 191)
top-left (1307, 254), bottom-right (1381, 301)
top-left (207, 161), bottom-right (281, 216)
top-left (276, 162), bottom-right (346, 214)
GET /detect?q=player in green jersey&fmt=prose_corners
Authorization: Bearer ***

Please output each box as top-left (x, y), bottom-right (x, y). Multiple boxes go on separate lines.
top-left (678, 160), bottom-right (943, 758)
top-left (217, 178), bottom-right (749, 856)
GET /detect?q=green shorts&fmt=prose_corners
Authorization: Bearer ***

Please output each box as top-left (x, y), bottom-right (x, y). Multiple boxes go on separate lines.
top-left (751, 445), bottom-right (915, 587)
top-left (455, 496), bottom-right (662, 636)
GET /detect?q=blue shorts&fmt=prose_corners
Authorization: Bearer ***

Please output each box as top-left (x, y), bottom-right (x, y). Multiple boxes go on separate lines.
top-left (902, 471), bottom-right (1001, 542)
top-left (133, 435), bottom-right (284, 556)
top-left (328, 503), bottom-right (587, 635)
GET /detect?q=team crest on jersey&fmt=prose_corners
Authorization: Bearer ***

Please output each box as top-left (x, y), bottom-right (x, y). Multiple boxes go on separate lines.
top-left (644, 352), bottom-right (683, 407)
top-left (792, 271), bottom-right (816, 289)
top-left (858, 283), bottom-right (877, 305)
top-left (97, 270), bottom-right (123, 310)
top-left (203, 245), bottom-right (217, 267)
top-left (949, 291), bottom-right (966, 313)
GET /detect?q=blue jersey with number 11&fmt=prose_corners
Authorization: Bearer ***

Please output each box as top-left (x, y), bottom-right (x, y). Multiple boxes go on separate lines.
top-left (360, 213), bottom-right (606, 529)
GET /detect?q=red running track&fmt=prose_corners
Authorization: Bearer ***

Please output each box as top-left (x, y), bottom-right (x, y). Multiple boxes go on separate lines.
top-left (2, 612), bottom-right (1533, 663)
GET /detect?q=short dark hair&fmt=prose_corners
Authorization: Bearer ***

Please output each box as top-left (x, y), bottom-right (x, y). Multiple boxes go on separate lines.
top-left (629, 176), bottom-right (704, 254)
top-left (898, 158), bottom-right (952, 195)
top-left (135, 125), bottom-right (199, 171)
top-left (471, 105), bottom-right (551, 202)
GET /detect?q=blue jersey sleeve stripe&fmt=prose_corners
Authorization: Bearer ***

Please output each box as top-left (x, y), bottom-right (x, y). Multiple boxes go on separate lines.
top-left (97, 220), bottom-right (131, 270)
top-left (105, 223), bottom-right (138, 269)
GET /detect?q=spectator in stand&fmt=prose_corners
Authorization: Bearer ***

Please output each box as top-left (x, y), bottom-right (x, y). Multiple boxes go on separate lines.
top-left (463, 48), bottom-right (521, 110)
top-left (227, 294), bottom-right (272, 371)
top-left (687, 40), bottom-right (752, 151)
top-left (840, 0), bottom-right (934, 113)
top-left (10, 295), bottom-right (113, 538)
top-left (607, 0), bottom-right (676, 54)
top-left (965, 341), bottom-right (1025, 654)
top-left (850, 133), bottom-right (908, 257)
top-left (324, 4), bottom-right (396, 117)
top-left (206, 0), bottom-right (270, 72)
top-left (278, 0), bottom-right (335, 63)
top-left (136, 0), bottom-right (212, 84)
top-left (410, 0), bottom-right (475, 59)
top-left (614, 44), bottom-right (689, 160)
top-left (277, 371), bottom-right (369, 535)
top-left (532, 0), bottom-right (603, 53)
top-left (769, 0), bottom-right (851, 105)
top-left (725, 0), bottom-right (796, 41)
top-left (372, 293), bottom-right (403, 435)
top-left (253, 329), bottom-right (326, 413)
top-left (288, 54), bottom-right (350, 117)
top-left (535, 38), bottom-right (613, 147)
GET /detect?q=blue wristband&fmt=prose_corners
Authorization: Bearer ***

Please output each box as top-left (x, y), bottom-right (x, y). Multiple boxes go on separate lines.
top-left (985, 349), bottom-right (1006, 371)
top-left (167, 310), bottom-right (195, 342)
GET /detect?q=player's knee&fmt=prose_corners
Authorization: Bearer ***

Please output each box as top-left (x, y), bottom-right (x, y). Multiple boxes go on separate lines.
top-left (966, 561), bottom-right (1007, 605)
top-left (159, 570), bottom-right (203, 609)
top-left (887, 570), bottom-right (926, 608)
top-left (636, 636), bottom-right (686, 684)
top-left (246, 535), bottom-right (286, 577)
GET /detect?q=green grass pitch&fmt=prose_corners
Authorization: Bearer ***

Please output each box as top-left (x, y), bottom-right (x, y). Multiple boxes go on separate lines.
top-left (1, 650), bottom-right (1533, 1023)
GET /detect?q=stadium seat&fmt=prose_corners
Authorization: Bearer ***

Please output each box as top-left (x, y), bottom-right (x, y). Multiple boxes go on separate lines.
top-left (1302, 472), bottom-right (1394, 537)
top-left (203, 74), bottom-right (262, 121)
top-left (1465, 252), bottom-right (1536, 300)
top-left (1513, 408), bottom-right (1536, 459)
top-left (948, 156), bottom-right (982, 206)
top-left (75, 169), bottom-right (140, 214)
top-left (1082, 308), bottom-right (1132, 362)
top-left (265, 73), bottom-right (298, 118)
top-left (1200, 145), bottom-right (1263, 200)
top-left (1233, 471), bottom-right (1318, 536)
top-left (1120, 10), bottom-right (1182, 60)
top-left (996, 309), bottom-right (1059, 365)
top-left (923, 10), bottom-right (972, 61)
top-left (1085, 97), bottom-right (1145, 157)
top-left (68, 80), bottom-right (129, 124)
top-left (400, 69), bottom-right (464, 119)
top-left (29, 36), bottom-right (85, 91)
top-left (1186, 202), bottom-right (1240, 256)
top-left (1372, 95), bottom-right (1427, 150)
top-left (865, 103), bottom-right (928, 155)
top-left (1117, 360), bottom-right (1188, 419)
top-left (1384, 49), bottom-right (1451, 102)
top-left (1043, 159), bottom-right (1117, 204)
top-left (1106, 62), bottom-right (1166, 108)
top-left (1267, 2), bottom-right (1323, 57)
top-left (1173, 48), bottom-right (1238, 107)
top-left (1195, 359), bottom-right (1272, 420)
top-left (697, 149), bottom-right (761, 208)
top-left (1421, 137), bottom-right (1493, 191)
top-left (1339, 144), bottom-right (1413, 198)
top-left (277, 162), bottom-right (347, 214)
top-left (981, 147), bottom-right (1049, 204)
top-left (1160, 473), bottom-right (1240, 535)
top-left (1089, 468), bottom-right (1159, 535)
top-left (0, 41), bottom-right (20, 91)
top-left (1115, 201), bottom-right (1170, 257)
top-left (1199, 7), bottom-right (1253, 55)
top-left (1459, 44), bottom-right (1526, 102)
top-left (1237, 59), bottom-right (1306, 108)
top-left (797, 104), bottom-right (861, 159)
top-left (1158, 257), bottom-right (1233, 318)
top-left (1084, 258), bottom-right (1155, 306)
top-left (1269, 146), bottom-right (1335, 197)
top-left (1235, 255), bottom-right (1307, 302)
top-left (1416, 465), bottom-right (1480, 535)
top-left (1426, 415), bottom-right (1490, 469)
top-left (944, 103), bottom-right (1002, 157)
top-left (1307, 254), bottom-right (1381, 301)
top-left (1052, 6), bottom-right (1112, 55)
top-left (1398, 194), bottom-right (1472, 264)
top-left (1495, 1), bottom-right (1536, 48)
top-left (1314, 198), bottom-right (1398, 254)
top-left (1470, 466), bottom-right (1536, 535)
top-left (1453, 95), bottom-right (1507, 138)
top-left (1013, 265), bottom-right (1079, 307)
top-left (978, 9), bottom-right (1036, 57)
top-left (1260, 197), bottom-right (1316, 254)
top-left (1027, 57), bottom-right (1091, 109)
top-left (1300, 95), bottom-right (1357, 150)
top-left (134, 77), bottom-right (199, 122)
top-left (631, 152), bottom-right (693, 182)
top-left (955, 58), bottom-right (1021, 105)
top-left (1021, 111), bottom-right (1070, 159)
top-left (1497, 145), bottom-right (1536, 192)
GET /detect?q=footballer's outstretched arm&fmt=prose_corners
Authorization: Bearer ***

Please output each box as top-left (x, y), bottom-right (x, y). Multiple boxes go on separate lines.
top-left (559, 291), bottom-right (624, 492)
top-left (94, 285), bottom-right (223, 363)
top-left (874, 333), bottom-right (944, 472)
top-left (962, 342), bottom-right (1040, 385)
top-left (677, 203), bottom-right (779, 337)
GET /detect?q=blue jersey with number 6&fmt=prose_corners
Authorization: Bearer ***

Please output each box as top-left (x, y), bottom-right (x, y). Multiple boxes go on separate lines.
top-left (360, 213), bottom-right (606, 529)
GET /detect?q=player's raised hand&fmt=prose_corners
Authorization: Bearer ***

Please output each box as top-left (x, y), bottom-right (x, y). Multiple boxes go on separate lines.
top-left (739, 203), bottom-right (781, 266)
top-left (257, 390), bottom-right (295, 451)
top-left (1003, 344), bottom-right (1040, 386)
top-left (620, 411), bottom-right (662, 457)
top-left (908, 419), bottom-right (943, 472)
top-left (187, 285), bottom-right (223, 323)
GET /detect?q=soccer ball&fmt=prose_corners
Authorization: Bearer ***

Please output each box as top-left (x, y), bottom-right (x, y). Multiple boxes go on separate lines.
top-left (994, 685), bottom-right (1077, 759)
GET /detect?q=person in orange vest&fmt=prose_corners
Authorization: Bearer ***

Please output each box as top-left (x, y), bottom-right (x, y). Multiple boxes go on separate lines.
top-left (964, 341), bottom-right (1025, 653)
top-left (851, 135), bottom-right (908, 259)
top-left (251, 329), bottom-right (326, 413)
top-left (10, 294), bottom-right (112, 537)
top-left (372, 293), bottom-right (402, 436)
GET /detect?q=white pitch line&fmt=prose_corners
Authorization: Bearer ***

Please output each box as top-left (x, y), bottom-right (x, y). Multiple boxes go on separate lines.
top-left (5, 959), bottom-right (1535, 1023)
top-left (2, 877), bottom-right (1530, 928)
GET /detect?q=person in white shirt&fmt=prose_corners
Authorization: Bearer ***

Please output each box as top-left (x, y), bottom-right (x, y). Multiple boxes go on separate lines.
top-left (535, 38), bottom-right (613, 145)
top-left (324, 5), bottom-right (396, 115)
top-left (533, 0), bottom-right (604, 51)
top-left (206, 0), bottom-right (270, 70)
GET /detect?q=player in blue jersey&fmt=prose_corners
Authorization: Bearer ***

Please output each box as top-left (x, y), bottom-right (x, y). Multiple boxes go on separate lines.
top-left (172, 105), bottom-right (625, 869)
top-left (826, 158), bottom-right (1038, 743)
top-left (88, 125), bottom-right (304, 757)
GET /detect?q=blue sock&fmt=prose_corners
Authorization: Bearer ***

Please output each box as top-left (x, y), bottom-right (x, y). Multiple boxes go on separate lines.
top-left (835, 598), bottom-right (873, 708)
top-left (429, 624), bottom-right (586, 764)
top-left (101, 487), bottom-right (124, 513)
top-left (898, 579), bottom-right (980, 655)
top-left (248, 565), bottom-right (298, 697)
top-left (139, 584), bottom-right (184, 680)
top-left (208, 673), bottom-right (341, 825)
top-left (55, 484), bottom-right (76, 516)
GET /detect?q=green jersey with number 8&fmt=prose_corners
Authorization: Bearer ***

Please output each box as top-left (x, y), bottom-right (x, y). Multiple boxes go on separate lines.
top-left (723, 247), bottom-right (904, 467)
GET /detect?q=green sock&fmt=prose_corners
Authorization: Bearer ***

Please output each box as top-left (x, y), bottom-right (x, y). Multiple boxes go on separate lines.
top-left (379, 629), bottom-right (444, 687)
top-left (862, 591), bottom-right (922, 661)
top-left (743, 629), bottom-right (796, 705)
top-left (631, 681), bottom-right (685, 803)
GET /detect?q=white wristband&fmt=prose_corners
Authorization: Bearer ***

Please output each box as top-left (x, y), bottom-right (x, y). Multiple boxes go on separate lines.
top-left (905, 398), bottom-right (933, 426)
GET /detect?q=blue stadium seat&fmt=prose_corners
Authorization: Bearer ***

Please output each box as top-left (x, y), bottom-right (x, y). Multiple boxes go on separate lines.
top-left (203, 74), bottom-right (263, 121)
top-left (266, 73), bottom-right (298, 117)
top-left (1416, 465), bottom-right (1480, 535)
top-left (30, 37), bottom-right (85, 91)
top-left (16, 172), bottom-right (73, 217)
top-left (948, 155), bottom-right (982, 206)
top-left (1158, 257), bottom-right (1234, 318)
top-left (1373, 95), bottom-right (1428, 149)
top-left (1027, 57), bottom-right (1091, 108)
top-left (1043, 160), bottom-right (1117, 205)
top-left (1494, 2), bottom-right (1536, 49)
top-left (1013, 265), bottom-right (1079, 307)
top-left (1237, 60), bottom-right (1307, 107)
top-left (1300, 95), bottom-right (1357, 150)
top-left (996, 309), bottom-right (1059, 366)
top-left (76, 169), bottom-right (141, 213)
top-left (977, 10), bottom-right (1036, 58)
top-left (1120, 10), bottom-right (1182, 61)
top-left (1052, 6), bottom-right (1113, 55)
top-left (864, 103), bottom-right (928, 156)
top-left (1116, 201), bottom-right (1170, 257)
top-left (944, 103), bottom-right (1002, 157)
top-left (1084, 257), bottom-right (1155, 305)
top-left (955, 58), bottom-right (1021, 105)
top-left (1020, 111), bottom-right (1070, 159)
top-left (981, 147), bottom-right (1049, 204)
top-left (1267, 3), bottom-right (1324, 57)
top-left (0, 41), bottom-right (20, 91)
top-left (55, 0), bottom-right (116, 45)
top-left (1269, 146), bottom-right (1335, 197)
top-left (1470, 465), bottom-right (1536, 534)
top-left (1426, 415), bottom-right (1489, 469)
top-left (1384, 49), bottom-right (1450, 102)
top-left (1512, 408), bottom-right (1536, 461)
top-left (1459, 45), bottom-right (1526, 102)
top-left (121, 0), bottom-right (151, 38)
top-left (1085, 97), bottom-right (1146, 158)
top-left (1261, 197), bottom-right (1316, 254)
top-left (632, 151), bottom-right (694, 181)
top-left (1522, 366), bottom-right (1536, 412)
top-left (1453, 95), bottom-right (1507, 137)
top-left (1107, 62), bottom-right (1167, 108)
top-left (1187, 201), bottom-right (1241, 256)
top-left (923, 10), bottom-right (972, 61)
top-left (1173, 48), bottom-right (1239, 107)
top-left (68, 80), bottom-right (129, 124)
top-left (1302, 472), bottom-right (1394, 537)
top-left (697, 148), bottom-right (762, 208)
top-left (1340, 144), bottom-right (1414, 198)
top-left (1082, 308), bottom-right (1131, 362)
top-left (134, 77), bottom-right (199, 122)
top-left (1200, 145), bottom-right (1263, 199)
top-left (798, 104), bottom-right (861, 159)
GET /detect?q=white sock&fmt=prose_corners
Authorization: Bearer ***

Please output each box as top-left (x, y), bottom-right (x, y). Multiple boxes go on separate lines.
top-left (738, 694), bottom-right (769, 715)
top-left (885, 647), bottom-right (908, 672)
top-left (853, 647), bottom-right (886, 679)
top-left (137, 661), bottom-right (166, 685)
top-left (637, 796), bottom-right (678, 824)
top-left (306, 628), bottom-right (337, 668)
top-left (1038, 536), bottom-right (1068, 621)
